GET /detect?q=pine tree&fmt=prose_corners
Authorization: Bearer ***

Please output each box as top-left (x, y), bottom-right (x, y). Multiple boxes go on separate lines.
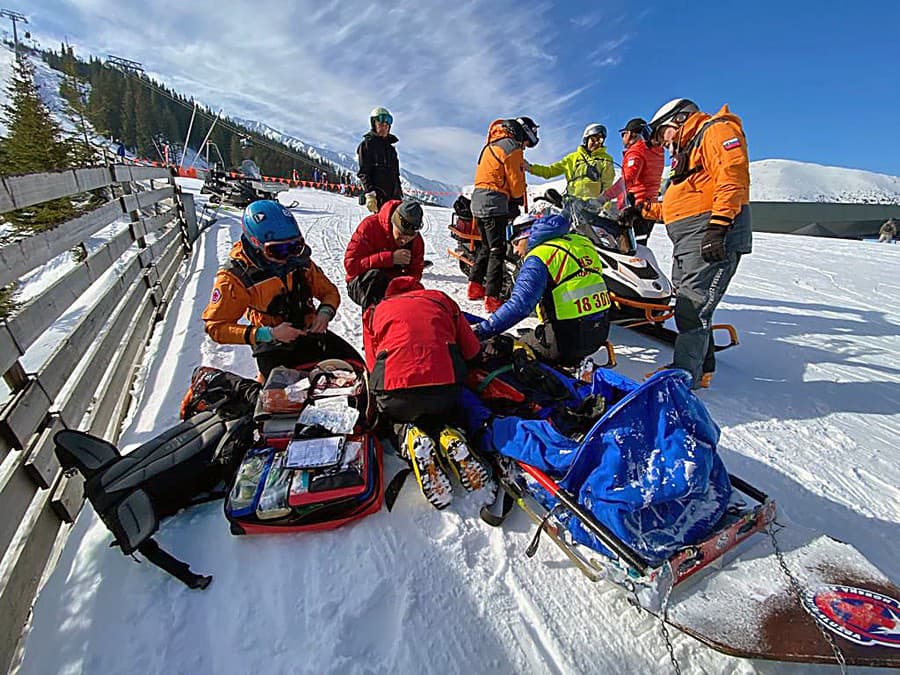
top-left (0, 56), bottom-right (74, 231)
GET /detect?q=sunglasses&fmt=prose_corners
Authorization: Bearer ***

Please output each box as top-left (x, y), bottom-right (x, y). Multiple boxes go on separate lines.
top-left (397, 217), bottom-right (422, 235)
top-left (263, 236), bottom-right (309, 261)
top-left (374, 114), bottom-right (393, 125)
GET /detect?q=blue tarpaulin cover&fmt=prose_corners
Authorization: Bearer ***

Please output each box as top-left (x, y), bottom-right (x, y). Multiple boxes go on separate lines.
top-left (463, 367), bottom-right (731, 566)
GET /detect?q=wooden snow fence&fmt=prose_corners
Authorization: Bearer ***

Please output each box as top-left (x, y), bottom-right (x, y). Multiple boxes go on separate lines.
top-left (0, 164), bottom-right (199, 673)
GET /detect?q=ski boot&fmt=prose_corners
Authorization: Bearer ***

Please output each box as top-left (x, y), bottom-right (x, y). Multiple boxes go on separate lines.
top-left (402, 425), bottom-right (453, 510)
top-left (467, 281), bottom-right (486, 301)
top-left (438, 427), bottom-right (494, 494)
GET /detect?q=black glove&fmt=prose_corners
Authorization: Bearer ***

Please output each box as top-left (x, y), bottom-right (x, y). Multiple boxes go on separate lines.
top-left (618, 205), bottom-right (643, 229)
top-left (700, 225), bottom-right (729, 263)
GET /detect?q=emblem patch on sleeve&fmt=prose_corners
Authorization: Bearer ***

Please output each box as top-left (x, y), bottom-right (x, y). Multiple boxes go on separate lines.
top-left (627, 158), bottom-right (636, 167)
top-left (210, 288), bottom-right (222, 304)
top-left (722, 137), bottom-right (742, 151)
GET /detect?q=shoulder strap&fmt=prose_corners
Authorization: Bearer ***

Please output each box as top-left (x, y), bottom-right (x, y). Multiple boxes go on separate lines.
top-left (536, 241), bottom-right (603, 287)
top-left (222, 257), bottom-right (276, 288)
top-left (674, 117), bottom-right (736, 181)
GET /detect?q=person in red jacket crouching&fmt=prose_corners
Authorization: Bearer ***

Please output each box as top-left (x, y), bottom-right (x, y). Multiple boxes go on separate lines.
top-left (344, 199), bottom-right (426, 308)
top-left (617, 118), bottom-right (665, 243)
top-left (363, 276), bottom-right (493, 509)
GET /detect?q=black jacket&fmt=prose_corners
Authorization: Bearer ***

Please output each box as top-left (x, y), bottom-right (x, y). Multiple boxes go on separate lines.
top-left (357, 132), bottom-right (403, 204)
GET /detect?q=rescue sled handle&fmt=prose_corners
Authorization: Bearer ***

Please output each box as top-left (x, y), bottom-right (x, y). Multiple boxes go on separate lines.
top-left (518, 461), bottom-right (650, 574)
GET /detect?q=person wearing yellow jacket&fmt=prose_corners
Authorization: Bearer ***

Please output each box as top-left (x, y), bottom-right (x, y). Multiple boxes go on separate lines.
top-left (527, 123), bottom-right (615, 200)
top-left (202, 200), bottom-right (357, 379)
top-left (631, 99), bottom-right (752, 389)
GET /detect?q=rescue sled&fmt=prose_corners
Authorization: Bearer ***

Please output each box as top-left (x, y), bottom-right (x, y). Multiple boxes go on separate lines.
top-left (466, 361), bottom-right (900, 668)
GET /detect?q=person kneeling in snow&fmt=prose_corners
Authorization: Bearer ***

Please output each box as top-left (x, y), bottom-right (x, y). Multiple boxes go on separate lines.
top-left (343, 199), bottom-right (425, 308)
top-left (202, 200), bottom-right (358, 380)
top-left (473, 214), bottom-right (611, 369)
top-left (363, 276), bottom-right (492, 510)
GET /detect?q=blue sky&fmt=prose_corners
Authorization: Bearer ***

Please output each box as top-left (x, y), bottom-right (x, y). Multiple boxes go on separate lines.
top-left (16, 0), bottom-right (900, 184)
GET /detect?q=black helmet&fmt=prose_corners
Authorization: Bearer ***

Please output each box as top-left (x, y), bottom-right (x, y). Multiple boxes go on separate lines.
top-left (515, 116), bottom-right (539, 147)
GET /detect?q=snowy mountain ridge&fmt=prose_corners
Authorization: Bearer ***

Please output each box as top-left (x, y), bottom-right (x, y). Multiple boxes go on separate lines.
top-left (749, 159), bottom-right (900, 204)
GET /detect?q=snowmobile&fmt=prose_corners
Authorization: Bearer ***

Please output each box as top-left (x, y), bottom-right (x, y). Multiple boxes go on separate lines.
top-left (465, 354), bottom-right (900, 670)
top-left (200, 160), bottom-right (283, 209)
top-left (550, 188), bottom-right (740, 352)
top-left (447, 195), bottom-right (518, 300)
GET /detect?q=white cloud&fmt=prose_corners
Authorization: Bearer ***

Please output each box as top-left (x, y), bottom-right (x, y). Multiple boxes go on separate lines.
top-left (27, 0), bottom-right (630, 183)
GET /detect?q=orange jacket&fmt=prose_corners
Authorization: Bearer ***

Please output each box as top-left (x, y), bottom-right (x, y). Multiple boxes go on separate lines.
top-left (473, 119), bottom-right (527, 200)
top-left (202, 240), bottom-right (341, 345)
top-left (644, 105), bottom-right (749, 227)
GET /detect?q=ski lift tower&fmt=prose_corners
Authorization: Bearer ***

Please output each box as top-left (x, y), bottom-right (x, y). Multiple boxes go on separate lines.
top-left (0, 8), bottom-right (27, 56)
top-left (106, 54), bottom-right (145, 74)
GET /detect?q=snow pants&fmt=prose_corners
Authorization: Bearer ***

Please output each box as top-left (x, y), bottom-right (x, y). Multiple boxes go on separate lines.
top-left (470, 216), bottom-right (508, 298)
top-left (253, 331), bottom-right (360, 379)
top-left (667, 206), bottom-right (752, 386)
top-left (519, 313), bottom-right (610, 368)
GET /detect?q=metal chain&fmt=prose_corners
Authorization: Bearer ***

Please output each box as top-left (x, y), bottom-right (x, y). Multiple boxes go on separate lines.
top-left (766, 521), bottom-right (848, 674)
top-left (657, 566), bottom-right (683, 675)
top-left (629, 567), bottom-right (682, 675)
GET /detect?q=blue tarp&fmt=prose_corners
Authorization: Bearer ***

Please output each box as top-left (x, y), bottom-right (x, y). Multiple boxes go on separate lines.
top-left (462, 367), bottom-right (731, 566)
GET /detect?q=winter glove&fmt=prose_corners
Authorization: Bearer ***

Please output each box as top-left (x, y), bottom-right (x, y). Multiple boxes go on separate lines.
top-left (365, 191), bottom-right (378, 213)
top-left (618, 205), bottom-right (644, 229)
top-left (700, 224), bottom-right (729, 263)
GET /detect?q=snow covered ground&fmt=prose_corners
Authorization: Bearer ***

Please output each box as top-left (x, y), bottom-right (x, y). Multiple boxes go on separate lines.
top-left (17, 183), bottom-right (900, 674)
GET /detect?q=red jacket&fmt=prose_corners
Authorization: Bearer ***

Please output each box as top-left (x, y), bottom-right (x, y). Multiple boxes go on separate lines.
top-left (363, 277), bottom-right (481, 392)
top-left (344, 200), bottom-right (425, 282)
top-left (619, 139), bottom-right (665, 207)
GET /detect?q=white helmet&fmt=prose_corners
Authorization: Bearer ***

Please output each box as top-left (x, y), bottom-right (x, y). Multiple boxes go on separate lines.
top-left (581, 123), bottom-right (607, 146)
top-left (648, 98), bottom-right (699, 134)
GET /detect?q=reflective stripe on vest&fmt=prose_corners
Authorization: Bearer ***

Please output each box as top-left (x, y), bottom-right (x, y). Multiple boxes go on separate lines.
top-left (526, 233), bottom-right (610, 321)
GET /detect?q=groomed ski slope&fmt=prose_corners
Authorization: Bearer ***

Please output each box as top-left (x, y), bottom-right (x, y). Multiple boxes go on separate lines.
top-left (19, 182), bottom-right (900, 675)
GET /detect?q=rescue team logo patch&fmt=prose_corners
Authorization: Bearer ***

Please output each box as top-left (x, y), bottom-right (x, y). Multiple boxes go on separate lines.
top-left (210, 288), bottom-right (222, 304)
top-left (801, 585), bottom-right (900, 648)
top-left (722, 137), bottom-right (742, 151)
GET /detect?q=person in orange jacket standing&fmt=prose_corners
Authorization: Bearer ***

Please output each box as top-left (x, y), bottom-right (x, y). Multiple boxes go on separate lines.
top-left (202, 200), bottom-right (357, 379)
top-left (629, 99), bottom-right (752, 389)
top-left (468, 117), bottom-right (538, 313)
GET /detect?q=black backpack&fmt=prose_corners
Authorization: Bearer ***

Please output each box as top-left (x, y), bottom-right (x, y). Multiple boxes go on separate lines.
top-left (54, 367), bottom-right (260, 589)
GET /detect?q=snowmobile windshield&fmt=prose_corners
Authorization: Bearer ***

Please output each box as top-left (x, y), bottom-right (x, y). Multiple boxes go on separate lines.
top-left (240, 159), bottom-right (262, 179)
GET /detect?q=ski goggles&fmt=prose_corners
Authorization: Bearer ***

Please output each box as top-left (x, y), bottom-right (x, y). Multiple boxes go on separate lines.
top-left (262, 236), bottom-right (310, 261)
top-left (373, 113), bottom-right (393, 125)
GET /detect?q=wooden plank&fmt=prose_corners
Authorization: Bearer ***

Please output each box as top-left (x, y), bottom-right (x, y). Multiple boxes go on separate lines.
top-left (0, 200), bottom-right (124, 287)
top-left (1, 226), bottom-right (139, 370)
top-left (135, 186), bottom-right (175, 210)
top-left (0, 448), bottom-right (39, 560)
top-left (24, 416), bottom-right (65, 490)
top-left (181, 193), bottom-right (198, 243)
top-left (58, 278), bottom-right (152, 429)
top-left (0, 486), bottom-right (67, 674)
top-left (81, 291), bottom-right (153, 436)
top-left (0, 380), bottom-right (51, 450)
top-left (141, 206), bottom-right (177, 237)
top-left (0, 167), bottom-right (115, 214)
top-left (74, 167), bottom-right (114, 193)
top-left (50, 472), bottom-right (83, 523)
top-left (113, 165), bottom-right (170, 183)
top-left (0, 326), bottom-right (23, 382)
top-left (35, 257), bottom-right (143, 402)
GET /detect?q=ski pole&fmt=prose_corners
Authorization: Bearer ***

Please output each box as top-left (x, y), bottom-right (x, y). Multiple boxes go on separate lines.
top-left (518, 461), bottom-right (649, 574)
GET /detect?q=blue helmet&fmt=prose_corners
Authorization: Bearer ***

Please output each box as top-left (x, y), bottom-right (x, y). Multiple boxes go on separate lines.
top-left (241, 200), bottom-right (309, 262)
